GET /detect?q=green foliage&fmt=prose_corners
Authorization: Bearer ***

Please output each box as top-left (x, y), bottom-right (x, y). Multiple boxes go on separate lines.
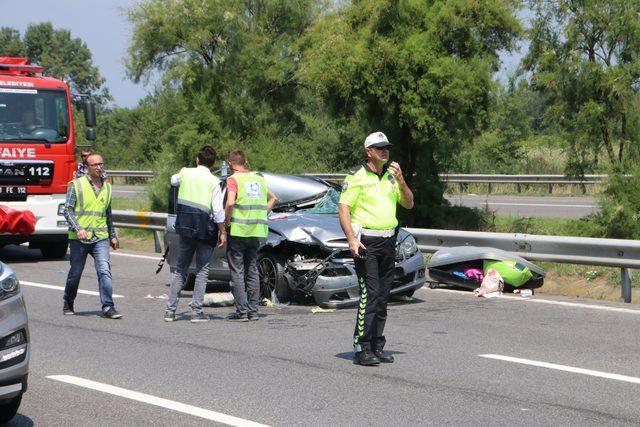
top-left (524, 0), bottom-right (640, 173)
top-left (0, 23), bottom-right (111, 107)
top-left (298, 0), bottom-right (522, 226)
top-left (591, 166), bottom-right (640, 239)
top-left (123, 0), bottom-right (342, 213)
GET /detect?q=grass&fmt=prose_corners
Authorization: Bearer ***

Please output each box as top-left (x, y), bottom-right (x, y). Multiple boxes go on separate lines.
top-left (444, 182), bottom-right (604, 196)
top-left (110, 196), bottom-right (161, 253)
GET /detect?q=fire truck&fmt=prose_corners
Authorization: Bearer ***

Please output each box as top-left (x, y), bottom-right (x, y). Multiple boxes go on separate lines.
top-left (0, 57), bottom-right (96, 258)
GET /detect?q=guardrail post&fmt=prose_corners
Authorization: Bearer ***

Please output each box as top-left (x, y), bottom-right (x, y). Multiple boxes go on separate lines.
top-left (488, 183), bottom-right (492, 194)
top-left (621, 268), bottom-right (632, 303)
top-left (548, 183), bottom-right (553, 194)
top-left (516, 183), bottom-right (521, 193)
top-left (153, 230), bottom-right (163, 253)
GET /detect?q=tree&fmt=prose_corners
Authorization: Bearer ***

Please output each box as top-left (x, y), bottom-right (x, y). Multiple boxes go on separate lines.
top-left (523, 0), bottom-right (640, 174)
top-left (126, 0), bottom-right (334, 210)
top-left (298, 0), bottom-right (522, 225)
top-left (0, 23), bottom-right (111, 107)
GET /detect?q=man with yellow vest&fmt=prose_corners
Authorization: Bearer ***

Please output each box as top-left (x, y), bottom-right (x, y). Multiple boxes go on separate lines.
top-left (164, 146), bottom-right (226, 323)
top-left (63, 153), bottom-right (122, 319)
top-left (224, 150), bottom-right (276, 321)
top-left (338, 131), bottom-right (414, 366)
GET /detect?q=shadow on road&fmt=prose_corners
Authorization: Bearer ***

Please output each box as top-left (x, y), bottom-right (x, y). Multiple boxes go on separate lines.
top-left (0, 244), bottom-right (65, 264)
top-left (5, 413), bottom-right (34, 427)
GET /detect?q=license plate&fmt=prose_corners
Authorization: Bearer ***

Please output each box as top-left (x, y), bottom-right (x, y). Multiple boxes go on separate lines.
top-left (0, 186), bottom-right (27, 199)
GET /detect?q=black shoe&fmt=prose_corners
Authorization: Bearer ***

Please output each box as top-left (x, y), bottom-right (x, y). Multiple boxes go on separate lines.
top-left (103, 307), bottom-right (122, 319)
top-left (353, 351), bottom-right (380, 366)
top-left (163, 311), bottom-right (175, 322)
top-left (227, 312), bottom-right (248, 322)
top-left (247, 314), bottom-right (259, 322)
top-left (63, 300), bottom-right (74, 315)
top-left (374, 350), bottom-right (394, 363)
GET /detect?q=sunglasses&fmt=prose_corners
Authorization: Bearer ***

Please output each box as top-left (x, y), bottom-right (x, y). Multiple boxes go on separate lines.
top-left (371, 146), bottom-right (390, 151)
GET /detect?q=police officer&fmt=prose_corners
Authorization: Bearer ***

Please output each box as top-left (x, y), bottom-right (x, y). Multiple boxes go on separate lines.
top-left (224, 150), bottom-right (276, 321)
top-left (63, 153), bottom-right (122, 319)
top-left (164, 146), bottom-right (226, 323)
top-left (338, 131), bottom-right (414, 366)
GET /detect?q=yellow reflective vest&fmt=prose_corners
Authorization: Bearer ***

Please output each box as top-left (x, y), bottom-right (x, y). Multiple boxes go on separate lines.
top-left (339, 163), bottom-right (401, 230)
top-left (229, 172), bottom-right (268, 238)
top-left (68, 176), bottom-right (112, 240)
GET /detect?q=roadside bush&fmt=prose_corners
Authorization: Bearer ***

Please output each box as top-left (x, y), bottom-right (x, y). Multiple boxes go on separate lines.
top-left (594, 168), bottom-right (640, 239)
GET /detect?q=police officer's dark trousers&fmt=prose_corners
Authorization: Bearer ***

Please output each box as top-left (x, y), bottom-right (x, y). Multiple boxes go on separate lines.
top-left (353, 235), bottom-right (396, 353)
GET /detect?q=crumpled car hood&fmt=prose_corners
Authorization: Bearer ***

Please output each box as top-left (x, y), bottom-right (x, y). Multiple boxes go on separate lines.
top-left (267, 212), bottom-right (348, 248)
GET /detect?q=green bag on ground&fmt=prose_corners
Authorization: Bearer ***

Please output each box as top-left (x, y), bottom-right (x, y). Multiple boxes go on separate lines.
top-left (483, 259), bottom-right (533, 287)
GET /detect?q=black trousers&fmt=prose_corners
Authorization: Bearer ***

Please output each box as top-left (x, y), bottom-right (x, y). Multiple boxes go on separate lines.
top-left (353, 235), bottom-right (396, 353)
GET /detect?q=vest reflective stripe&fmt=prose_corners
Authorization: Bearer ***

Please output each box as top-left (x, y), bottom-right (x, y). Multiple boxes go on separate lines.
top-left (233, 204), bottom-right (268, 211)
top-left (74, 210), bottom-right (106, 217)
top-left (68, 177), bottom-right (112, 240)
top-left (177, 198), bottom-right (210, 212)
top-left (231, 218), bottom-right (268, 225)
top-left (230, 172), bottom-right (268, 238)
top-left (177, 167), bottom-right (220, 213)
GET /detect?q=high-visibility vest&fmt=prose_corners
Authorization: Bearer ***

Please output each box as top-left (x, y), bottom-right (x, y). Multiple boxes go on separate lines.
top-left (230, 172), bottom-right (268, 238)
top-left (177, 166), bottom-right (220, 213)
top-left (338, 164), bottom-right (400, 230)
top-left (68, 176), bottom-right (112, 240)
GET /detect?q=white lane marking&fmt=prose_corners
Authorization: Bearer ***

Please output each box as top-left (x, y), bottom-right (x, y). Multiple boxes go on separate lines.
top-left (47, 375), bottom-right (270, 427)
top-left (111, 252), bottom-right (161, 261)
top-left (430, 288), bottom-right (640, 315)
top-left (480, 354), bottom-right (640, 385)
top-left (21, 281), bottom-right (124, 298)
top-left (485, 202), bottom-right (596, 208)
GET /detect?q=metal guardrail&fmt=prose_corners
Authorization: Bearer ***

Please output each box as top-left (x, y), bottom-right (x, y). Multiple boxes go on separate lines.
top-left (113, 209), bottom-right (638, 302)
top-left (112, 210), bottom-right (167, 253)
top-left (106, 170), bottom-right (154, 178)
top-left (108, 170), bottom-right (622, 193)
top-left (407, 228), bottom-right (638, 302)
top-left (110, 170), bottom-right (615, 183)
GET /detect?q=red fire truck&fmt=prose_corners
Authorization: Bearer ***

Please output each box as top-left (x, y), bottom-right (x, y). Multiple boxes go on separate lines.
top-left (0, 57), bottom-right (96, 258)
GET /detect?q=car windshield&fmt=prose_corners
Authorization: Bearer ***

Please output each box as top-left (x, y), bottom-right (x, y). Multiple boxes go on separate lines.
top-left (299, 188), bottom-right (340, 214)
top-left (0, 89), bottom-right (70, 143)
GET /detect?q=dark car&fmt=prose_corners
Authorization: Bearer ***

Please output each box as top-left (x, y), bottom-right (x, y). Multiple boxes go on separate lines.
top-left (164, 173), bottom-right (425, 308)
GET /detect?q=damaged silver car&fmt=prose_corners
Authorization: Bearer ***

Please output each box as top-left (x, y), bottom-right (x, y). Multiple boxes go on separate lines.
top-left (164, 173), bottom-right (426, 308)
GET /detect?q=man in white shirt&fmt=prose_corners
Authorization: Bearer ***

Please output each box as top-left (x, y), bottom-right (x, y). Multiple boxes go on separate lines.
top-left (164, 146), bottom-right (226, 323)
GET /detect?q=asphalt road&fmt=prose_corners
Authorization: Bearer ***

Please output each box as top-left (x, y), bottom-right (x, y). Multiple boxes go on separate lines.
top-left (445, 194), bottom-right (599, 218)
top-left (3, 244), bottom-right (640, 425)
top-left (112, 185), bottom-right (600, 219)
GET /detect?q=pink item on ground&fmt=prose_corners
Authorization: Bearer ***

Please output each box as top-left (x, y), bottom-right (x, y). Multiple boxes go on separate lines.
top-left (474, 268), bottom-right (504, 297)
top-left (463, 267), bottom-right (484, 281)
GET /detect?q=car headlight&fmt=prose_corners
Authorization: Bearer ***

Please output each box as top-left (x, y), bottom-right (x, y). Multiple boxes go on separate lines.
top-left (0, 274), bottom-right (19, 300)
top-left (396, 234), bottom-right (418, 260)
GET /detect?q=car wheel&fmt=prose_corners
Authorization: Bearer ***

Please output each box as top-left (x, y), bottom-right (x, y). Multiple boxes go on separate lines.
top-left (182, 273), bottom-right (195, 291)
top-left (0, 394), bottom-right (22, 423)
top-left (40, 239), bottom-right (68, 258)
top-left (258, 253), bottom-right (291, 303)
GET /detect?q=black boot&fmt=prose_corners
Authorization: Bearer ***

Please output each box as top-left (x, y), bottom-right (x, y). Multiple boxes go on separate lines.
top-left (354, 351), bottom-right (380, 366)
top-left (374, 350), bottom-right (394, 363)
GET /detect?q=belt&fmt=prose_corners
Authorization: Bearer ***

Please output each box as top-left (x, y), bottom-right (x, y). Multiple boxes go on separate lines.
top-left (361, 228), bottom-right (395, 238)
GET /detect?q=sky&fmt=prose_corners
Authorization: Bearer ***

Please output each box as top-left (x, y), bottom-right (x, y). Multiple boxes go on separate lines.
top-left (0, 0), bottom-right (526, 109)
top-left (0, 0), bottom-right (148, 108)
